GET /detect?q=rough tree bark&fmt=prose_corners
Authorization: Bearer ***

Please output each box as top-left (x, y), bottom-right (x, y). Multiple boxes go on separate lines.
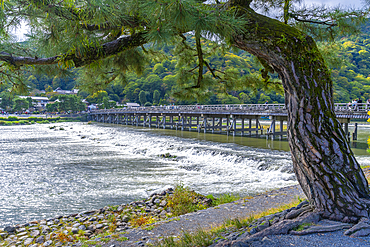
top-left (232, 2), bottom-right (370, 222)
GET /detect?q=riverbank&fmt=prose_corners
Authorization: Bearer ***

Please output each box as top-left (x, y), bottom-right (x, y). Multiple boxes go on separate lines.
top-left (0, 116), bottom-right (86, 126)
top-left (0, 184), bottom-right (305, 247)
top-left (3, 181), bottom-right (370, 246)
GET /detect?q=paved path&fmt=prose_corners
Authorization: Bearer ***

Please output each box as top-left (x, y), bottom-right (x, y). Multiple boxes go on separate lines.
top-left (98, 185), bottom-right (305, 246)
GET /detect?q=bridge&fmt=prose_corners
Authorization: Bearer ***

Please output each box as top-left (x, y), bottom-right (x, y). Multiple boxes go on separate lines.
top-left (88, 103), bottom-right (369, 140)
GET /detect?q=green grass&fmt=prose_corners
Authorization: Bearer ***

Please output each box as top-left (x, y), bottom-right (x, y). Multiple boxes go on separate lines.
top-left (117, 236), bottom-right (129, 241)
top-left (207, 193), bottom-right (240, 206)
top-left (155, 230), bottom-right (213, 247)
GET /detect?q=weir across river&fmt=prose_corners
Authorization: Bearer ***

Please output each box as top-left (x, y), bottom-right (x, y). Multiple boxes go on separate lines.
top-left (88, 103), bottom-right (369, 140)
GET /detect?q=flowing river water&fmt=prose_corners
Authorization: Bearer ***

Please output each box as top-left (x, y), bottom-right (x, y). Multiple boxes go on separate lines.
top-left (1, 122), bottom-right (370, 227)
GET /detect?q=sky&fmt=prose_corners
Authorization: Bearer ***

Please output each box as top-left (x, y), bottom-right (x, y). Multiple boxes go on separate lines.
top-left (306, 0), bottom-right (364, 8)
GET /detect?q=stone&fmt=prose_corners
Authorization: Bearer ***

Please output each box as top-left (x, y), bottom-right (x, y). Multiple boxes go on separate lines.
top-left (43, 240), bottom-right (53, 246)
top-left (121, 216), bottom-right (130, 223)
top-left (35, 235), bottom-right (45, 244)
top-left (84, 230), bottom-right (93, 236)
top-left (16, 227), bottom-right (26, 233)
top-left (71, 228), bottom-right (79, 234)
top-left (17, 232), bottom-right (28, 237)
top-left (78, 225), bottom-right (87, 231)
top-left (39, 220), bottom-right (47, 225)
top-left (96, 224), bottom-right (104, 229)
top-left (41, 225), bottom-right (51, 233)
top-left (159, 200), bottom-right (167, 207)
top-left (72, 223), bottom-right (81, 228)
top-left (30, 230), bottom-right (40, 237)
top-left (87, 225), bottom-right (96, 231)
top-left (153, 199), bottom-right (161, 204)
top-left (88, 217), bottom-right (97, 222)
top-left (4, 226), bottom-right (16, 233)
top-left (24, 237), bottom-right (34, 246)
top-left (29, 244), bottom-right (38, 247)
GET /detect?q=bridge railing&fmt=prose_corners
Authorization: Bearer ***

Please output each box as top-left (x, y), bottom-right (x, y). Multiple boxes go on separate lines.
top-left (90, 103), bottom-right (370, 114)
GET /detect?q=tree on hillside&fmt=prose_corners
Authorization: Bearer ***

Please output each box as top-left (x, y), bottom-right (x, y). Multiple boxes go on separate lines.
top-left (2, 0), bottom-right (370, 237)
top-left (138, 90), bottom-right (147, 106)
top-left (153, 90), bottom-right (160, 105)
top-left (12, 97), bottom-right (29, 112)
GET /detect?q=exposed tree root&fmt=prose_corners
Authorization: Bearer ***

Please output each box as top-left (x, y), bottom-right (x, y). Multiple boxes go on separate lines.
top-left (213, 202), bottom-right (370, 247)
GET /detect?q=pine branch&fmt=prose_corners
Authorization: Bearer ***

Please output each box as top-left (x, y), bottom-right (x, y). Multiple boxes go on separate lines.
top-left (204, 60), bottom-right (222, 79)
top-left (289, 14), bottom-right (337, 27)
top-left (0, 32), bottom-right (148, 68)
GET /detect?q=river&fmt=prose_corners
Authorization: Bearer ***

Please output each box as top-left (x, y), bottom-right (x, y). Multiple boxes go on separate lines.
top-left (1, 122), bottom-right (369, 227)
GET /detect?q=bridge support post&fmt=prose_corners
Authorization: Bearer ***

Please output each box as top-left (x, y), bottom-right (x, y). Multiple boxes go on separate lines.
top-left (226, 116), bottom-right (230, 136)
top-left (233, 116), bottom-right (237, 136)
top-left (204, 117), bottom-right (207, 133)
top-left (280, 120), bottom-right (284, 139)
top-left (241, 118), bottom-right (244, 136)
top-left (353, 123), bottom-right (358, 141)
top-left (212, 117), bottom-right (215, 133)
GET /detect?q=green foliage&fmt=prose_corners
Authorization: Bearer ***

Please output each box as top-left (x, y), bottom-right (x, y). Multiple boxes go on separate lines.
top-left (0, 0), bottom-right (369, 107)
top-left (165, 184), bottom-right (209, 217)
top-left (153, 89), bottom-right (160, 105)
top-left (138, 90), bottom-right (147, 106)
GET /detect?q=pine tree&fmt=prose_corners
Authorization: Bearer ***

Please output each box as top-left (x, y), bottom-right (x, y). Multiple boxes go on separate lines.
top-left (1, 0), bottom-right (370, 236)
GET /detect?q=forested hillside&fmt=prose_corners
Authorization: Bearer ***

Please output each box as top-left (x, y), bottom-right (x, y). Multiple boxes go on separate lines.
top-left (3, 23), bottom-right (370, 106)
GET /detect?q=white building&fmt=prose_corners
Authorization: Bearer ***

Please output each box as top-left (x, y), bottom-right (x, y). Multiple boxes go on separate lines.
top-left (19, 96), bottom-right (49, 110)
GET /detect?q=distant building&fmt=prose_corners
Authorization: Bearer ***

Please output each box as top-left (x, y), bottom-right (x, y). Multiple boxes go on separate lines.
top-left (88, 104), bottom-right (98, 110)
top-left (124, 102), bottom-right (140, 107)
top-left (19, 96), bottom-right (49, 110)
top-left (53, 87), bottom-right (79, 95)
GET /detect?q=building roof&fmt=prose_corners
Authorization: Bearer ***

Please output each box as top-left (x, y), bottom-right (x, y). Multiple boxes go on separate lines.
top-left (124, 102), bottom-right (140, 107)
top-left (19, 96), bottom-right (49, 101)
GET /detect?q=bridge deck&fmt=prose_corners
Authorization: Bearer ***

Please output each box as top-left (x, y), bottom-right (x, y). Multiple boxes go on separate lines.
top-left (88, 103), bottom-right (369, 140)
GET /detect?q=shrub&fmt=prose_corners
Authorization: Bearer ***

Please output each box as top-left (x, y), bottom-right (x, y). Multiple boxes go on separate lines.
top-left (7, 116), bottom-right (18, 121)
top-left (165, 184), bottom-right (209, 216)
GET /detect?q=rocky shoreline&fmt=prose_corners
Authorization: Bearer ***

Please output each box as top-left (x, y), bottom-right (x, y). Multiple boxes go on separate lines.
top-left (6, 183), bottom-right (370, 247)
top-left (0, 187), bottom-right (213, 247)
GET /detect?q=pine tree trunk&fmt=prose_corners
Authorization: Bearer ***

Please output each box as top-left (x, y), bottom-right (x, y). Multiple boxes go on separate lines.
top-left (233, 6), bottom-right (370, 222)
